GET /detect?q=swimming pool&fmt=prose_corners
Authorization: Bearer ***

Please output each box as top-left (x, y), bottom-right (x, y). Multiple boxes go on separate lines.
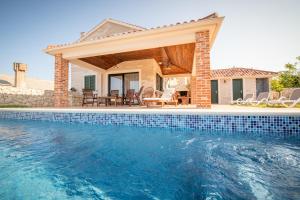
top-left (0, 119), bottom-right (299, 199)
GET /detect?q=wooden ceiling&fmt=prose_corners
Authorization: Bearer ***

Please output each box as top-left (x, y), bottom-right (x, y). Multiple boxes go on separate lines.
top-left (79, 43), bottom-right (195, 75)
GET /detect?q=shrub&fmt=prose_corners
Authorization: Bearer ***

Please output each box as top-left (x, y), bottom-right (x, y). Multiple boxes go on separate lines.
top-left (271, 79), bottom-right (284, 93)
top-left (278, 56), bottom-right (300, 88)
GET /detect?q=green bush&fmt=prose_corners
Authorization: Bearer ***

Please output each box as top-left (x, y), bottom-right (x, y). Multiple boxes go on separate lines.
top-left (0, 104), bottom-right (28, 108)
top-left (278, 56), bottom-right (300, 88)
top-left (271, 79), bottom-right (284, 93)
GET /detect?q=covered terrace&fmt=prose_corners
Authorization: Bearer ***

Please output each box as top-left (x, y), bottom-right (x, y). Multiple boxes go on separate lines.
top-left (44, 13), bottom-right (224, 108)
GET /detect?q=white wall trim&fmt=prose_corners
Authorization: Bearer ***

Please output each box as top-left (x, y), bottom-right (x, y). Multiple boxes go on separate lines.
top-left (70, 59), bottom-right (106, 73)
top-left (45, 17), bottom-right (224, 59)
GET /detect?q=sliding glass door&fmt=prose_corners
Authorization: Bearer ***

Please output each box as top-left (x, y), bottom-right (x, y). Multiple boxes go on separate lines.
top-left (108, 72), bottom-right (139, 96)
top-left (109, 75), bottom-right (123, 96)
top-left (124, 73), bottom-right (139, 93)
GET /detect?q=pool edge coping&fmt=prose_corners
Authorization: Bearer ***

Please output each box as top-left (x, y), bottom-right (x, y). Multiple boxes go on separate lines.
top-left (0, 108), bottom-right (300, 116)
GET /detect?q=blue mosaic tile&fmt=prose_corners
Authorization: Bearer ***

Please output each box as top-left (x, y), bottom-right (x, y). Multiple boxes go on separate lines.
top-left (0, 111), bottom-right (299, 136)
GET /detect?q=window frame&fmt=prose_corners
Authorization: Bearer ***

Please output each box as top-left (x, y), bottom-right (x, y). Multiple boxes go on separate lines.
top-left (84, 75), bottom-right (96, 91)
top-left (156, 73), bottom-right (163, 91)
top-left (108, 72), bottom-right (139, 96)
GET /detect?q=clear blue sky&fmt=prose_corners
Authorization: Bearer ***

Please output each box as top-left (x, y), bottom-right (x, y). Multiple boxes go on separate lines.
top-left (0, 0), bottom-right (299, 80)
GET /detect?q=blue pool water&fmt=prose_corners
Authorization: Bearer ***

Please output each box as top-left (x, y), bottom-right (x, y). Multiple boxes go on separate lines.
top-left (0, 119), bottom-right (299, 200)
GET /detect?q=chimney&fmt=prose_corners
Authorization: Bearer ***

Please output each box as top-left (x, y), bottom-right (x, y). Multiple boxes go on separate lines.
top-left (80, 32), bottom-right (85, 38)
top-left (13, 63), bottom-right (27, 88)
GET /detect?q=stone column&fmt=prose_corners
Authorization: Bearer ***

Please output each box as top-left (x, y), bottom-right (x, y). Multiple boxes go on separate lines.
top-left (13, 63), bottom-right (27, 88)
top-left (54, 53), bottom-right (69, 107)
top-left (191, 31), bottom-right (211, 108)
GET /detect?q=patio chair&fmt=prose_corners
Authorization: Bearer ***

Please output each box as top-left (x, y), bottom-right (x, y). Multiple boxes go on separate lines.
top-left (143, 88), bottom-right (178, 107)
top-left (155, 90), bottom-right (163, 98)
top-left (142, 87), bottom-right (154, 97)
top-left (110, 90), bottom-right (119, 96)
top-left (124, 89), bottom-right (135, 106)
top-left (134, 86), bottom-right (144, 105)
top-left (232, 93), bottom-right (254, 105)
top-left (141, 87), bottom-right (154, 105)
top-left (268, 88), bottom-right (300, 108)
top-left (249, 92), bottom-right (270, 106)
top-left (82, 89), bottom-right (97, 106)
top-left (108, 90), bottom-right (122, 106)
top-left (124, 87), bottom-right (145, 106)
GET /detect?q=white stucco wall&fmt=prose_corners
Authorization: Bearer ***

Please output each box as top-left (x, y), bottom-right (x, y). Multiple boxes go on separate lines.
top-left (164, 77), bottom-right (190, 91)
top-left (217, 78), bottom-right (232, 104)
top-left (217, 77), bottom-right (272, 104)
top-left (71, 59), bottom-right (163, 96)
top-left (71, 65), bottom-right (102, 94)
top-left (103, 59), bottom-right (162, 95)
top-left (243, 78), bottom-right (257, 97)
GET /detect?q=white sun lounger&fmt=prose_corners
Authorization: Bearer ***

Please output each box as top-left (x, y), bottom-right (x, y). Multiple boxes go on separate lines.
top-left (143, 88), bottom-right (177, 107)
top-left (268, 88), bottom-right (300, 108)
top-left (232, 93), bottom-right (254, 105)
top-left (249, 92), bottom-right (270, 106)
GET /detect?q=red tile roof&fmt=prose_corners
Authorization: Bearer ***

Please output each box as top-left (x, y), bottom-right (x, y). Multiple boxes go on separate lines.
top-left (46, 13), bottom-right (219, 50)
top-left (211, 67), bottom-right (278, 78)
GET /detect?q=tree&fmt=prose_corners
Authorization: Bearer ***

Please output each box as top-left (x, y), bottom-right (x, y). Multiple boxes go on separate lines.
top-left (279, 56), bottom-right (300, 88)
top-left (271, 78), bottom-right (284, 93)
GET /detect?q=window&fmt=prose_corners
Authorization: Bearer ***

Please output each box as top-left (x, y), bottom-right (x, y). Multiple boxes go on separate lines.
top-left (124, 73), bottom-right (139, 93)
top-left (108, 72), bottom-right (139, 96)
top-left (84, 75), bottom-right (96, 90)
top-left (256, 78), bottom-right (269, 97)
top-left (156, 73), bottom-right (163, 91)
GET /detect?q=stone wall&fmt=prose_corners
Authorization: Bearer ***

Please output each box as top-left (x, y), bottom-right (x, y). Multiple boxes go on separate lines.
top-left (0, 86), bottom-right (54, 107)
top-left (0, 86), bottom-right (83, 107)
top-left (69, 92), bottom-right (83, 107)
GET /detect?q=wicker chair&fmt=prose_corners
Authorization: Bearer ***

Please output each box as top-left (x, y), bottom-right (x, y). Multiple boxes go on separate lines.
top-left (141, 87), bottom-right (154, 105)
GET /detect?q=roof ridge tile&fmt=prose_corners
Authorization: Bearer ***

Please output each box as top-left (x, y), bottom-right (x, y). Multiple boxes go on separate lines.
top-left (46, 13), bottom-right (220, 50)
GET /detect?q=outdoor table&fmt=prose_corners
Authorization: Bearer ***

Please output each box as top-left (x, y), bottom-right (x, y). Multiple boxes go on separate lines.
top-left (98, 96), bottom-right (123, 107)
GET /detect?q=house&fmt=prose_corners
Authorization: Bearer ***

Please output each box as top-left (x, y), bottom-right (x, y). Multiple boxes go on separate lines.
top-left (44, 13), bottom-right (224, 108)
top-left (0, 63), bottom-right (53, 90)
top-left (0, 74), bottom-right (54, 90)
top-left (163, 67), bottom-right (277, 104)
top-left (211, 67), bottom-right (278, 104)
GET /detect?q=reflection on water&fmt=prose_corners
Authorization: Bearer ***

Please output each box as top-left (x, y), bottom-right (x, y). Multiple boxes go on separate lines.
top-left (0, 119), bottom-right (299, 200)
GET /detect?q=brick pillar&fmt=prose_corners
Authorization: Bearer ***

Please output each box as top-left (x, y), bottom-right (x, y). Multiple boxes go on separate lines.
top-left (190, 76), bottom-right (196, 104)
top-left (54, 54), bottom-right (69, 107)
top-left (191, 31), bottom-right (211, 108)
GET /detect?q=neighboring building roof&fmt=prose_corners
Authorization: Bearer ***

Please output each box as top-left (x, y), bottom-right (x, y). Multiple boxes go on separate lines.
top-left (211, 67), bottom-right (278, 79)
top-left (46, 13), bottom-right (220, 50)
top-left (0, 74), bottom-right (54, 90)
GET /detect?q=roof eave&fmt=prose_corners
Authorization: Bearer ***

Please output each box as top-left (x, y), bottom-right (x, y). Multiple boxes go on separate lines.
top-left (212, 74), bottom-right (277, 79)
top-left (44, 16), bottom-right (224, 56)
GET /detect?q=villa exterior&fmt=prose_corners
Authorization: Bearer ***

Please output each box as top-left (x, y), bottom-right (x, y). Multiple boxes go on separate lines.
top-left (44, 13), bottom-right (224, 108)
top-left (211, 67), bottom-right (278, 104)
